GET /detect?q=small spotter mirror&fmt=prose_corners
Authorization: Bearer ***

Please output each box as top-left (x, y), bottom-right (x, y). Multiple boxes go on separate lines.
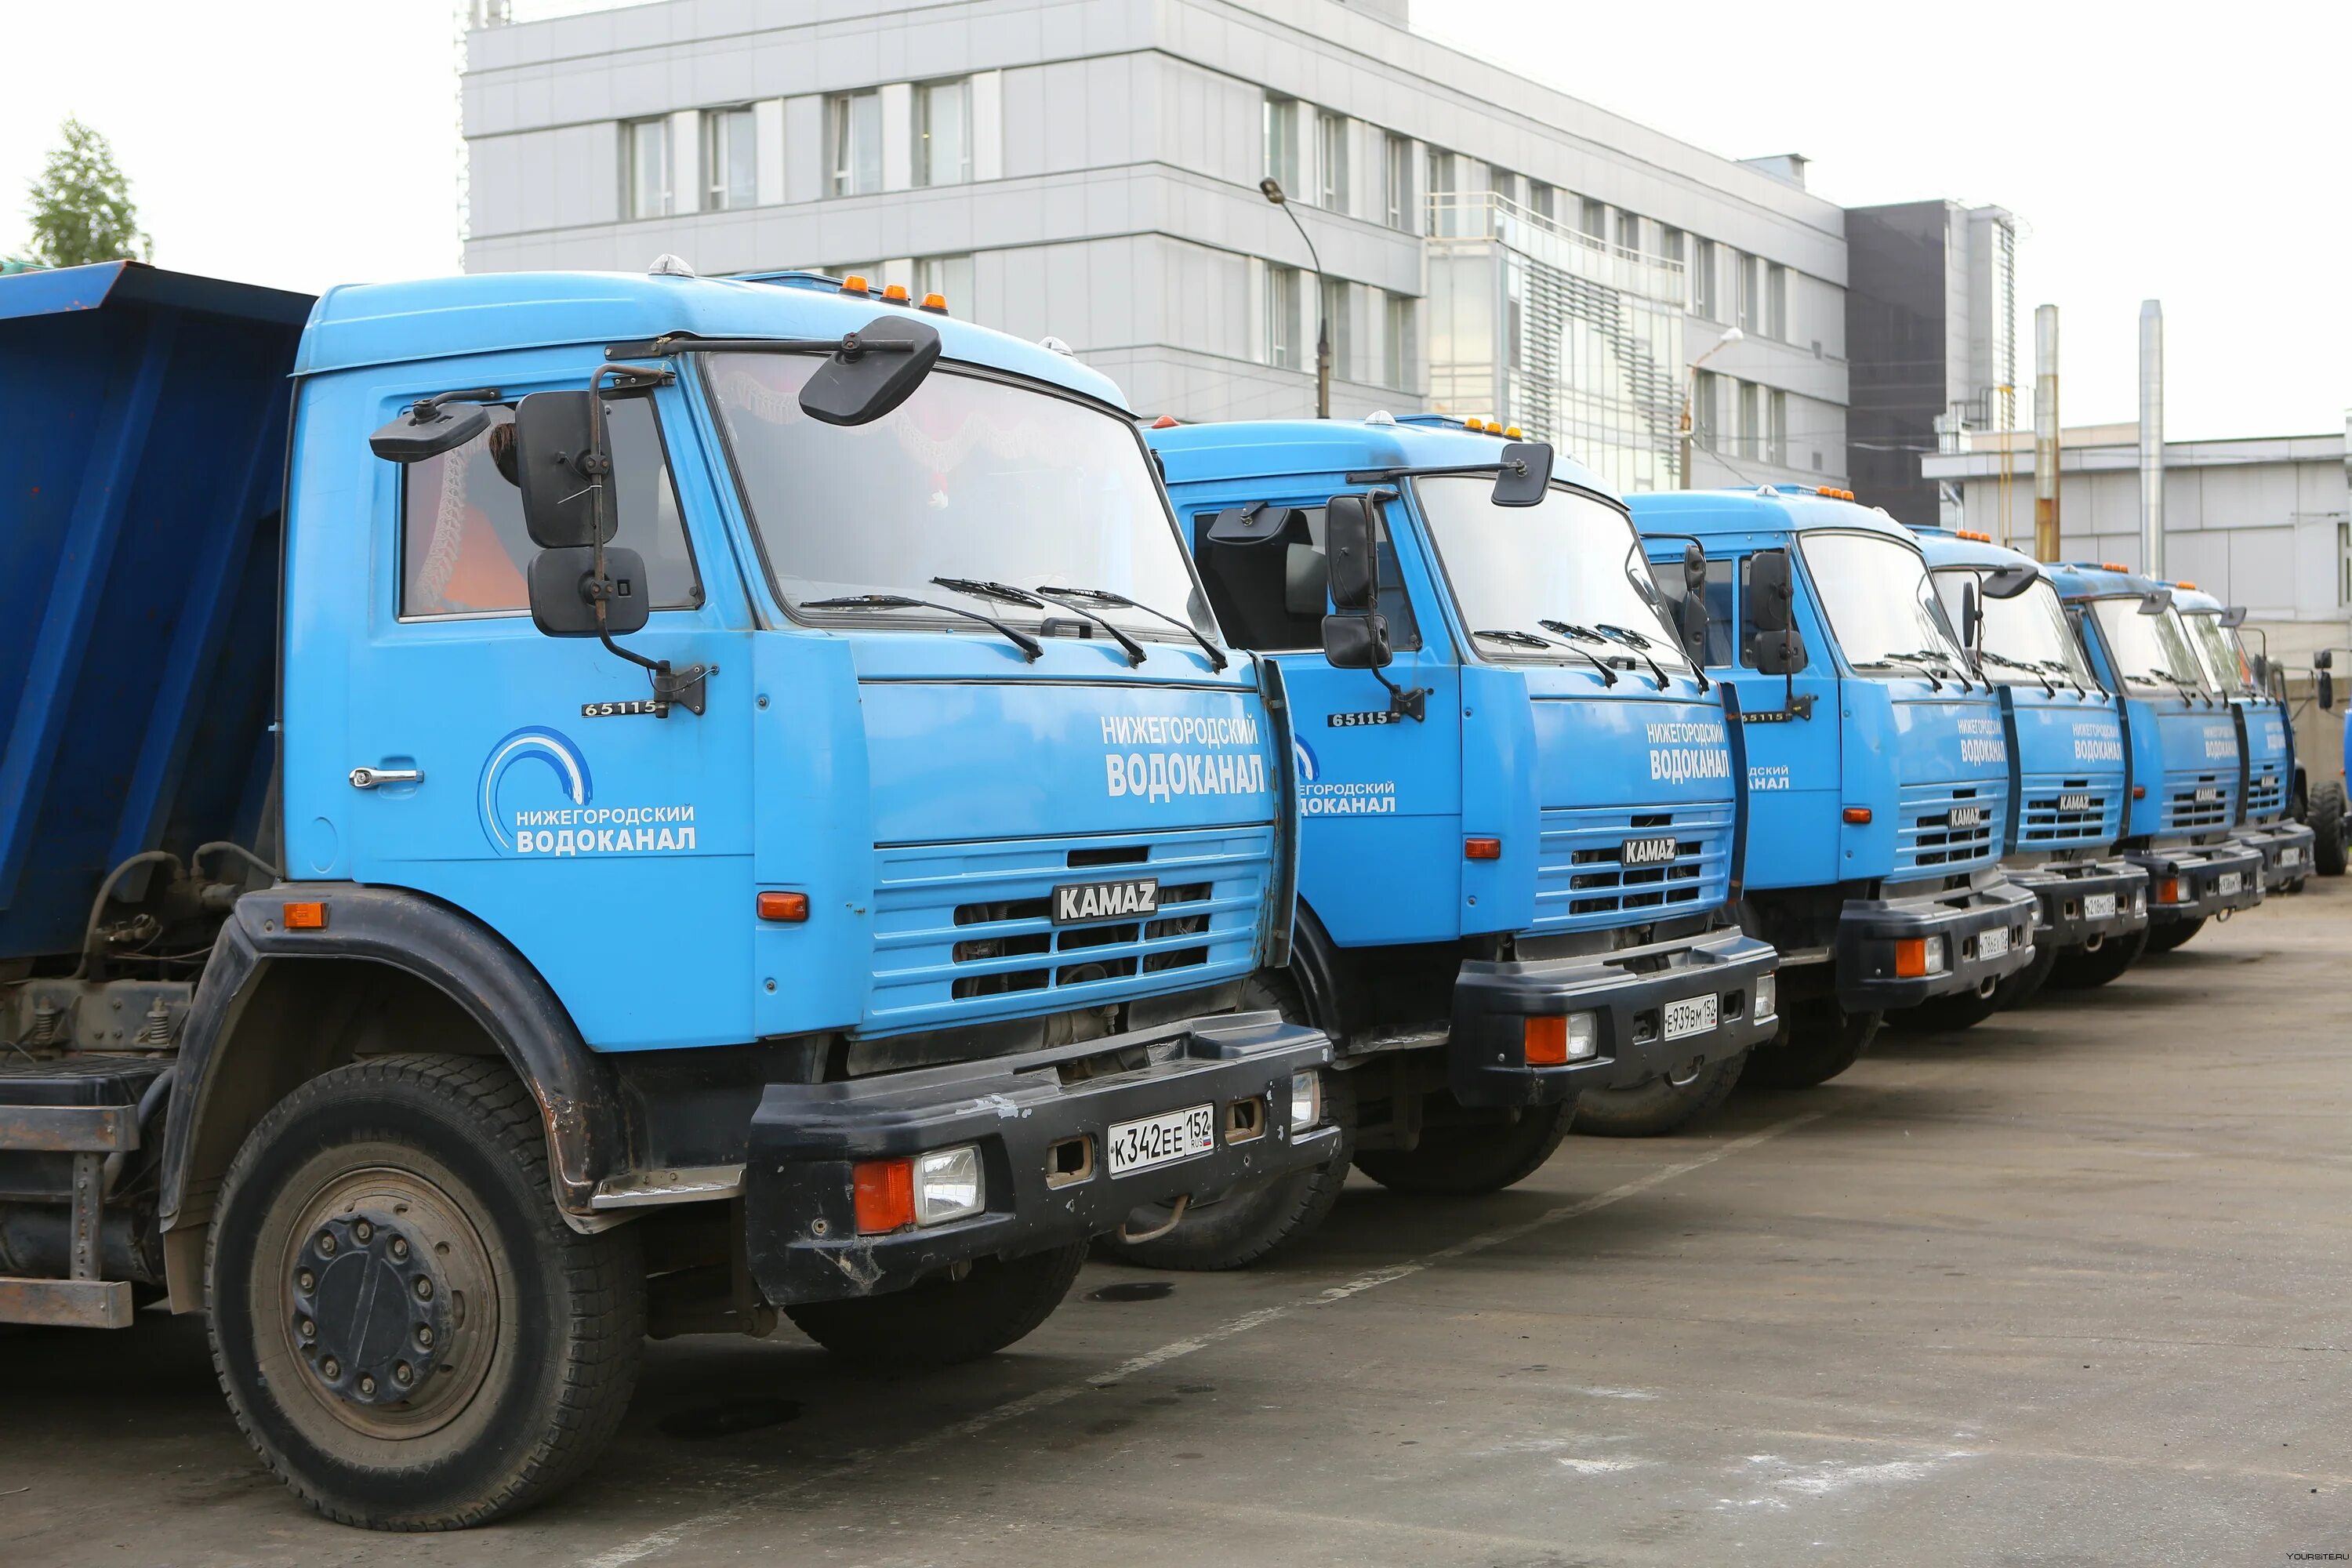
top-left (799, 314), bottom-right (943, 427)
top-left (528, 545), bottom-right (652, 639)
top-left (2219, 604), bottom-right (2248, 629)
top-left (1982, 564), bottom-right (2038, 600)
top-left (369, 394), bottom-right (494, 463)
top-left (2137, 588), bottom-right (2174, 615)
top-left (1490, 441), bottom-right (1554, 507)
top-left (1321, 611), bottom-right (1392, 670)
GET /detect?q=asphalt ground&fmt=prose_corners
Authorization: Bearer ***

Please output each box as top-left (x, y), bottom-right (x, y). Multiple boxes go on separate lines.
top-left (5, 877), bottom-right (2346, 1566)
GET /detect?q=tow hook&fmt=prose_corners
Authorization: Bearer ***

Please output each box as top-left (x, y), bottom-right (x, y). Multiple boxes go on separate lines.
top-left (1116, 1194), bottom-right (1191, 1245)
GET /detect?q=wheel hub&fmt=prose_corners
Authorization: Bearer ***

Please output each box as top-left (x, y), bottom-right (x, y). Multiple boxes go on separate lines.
top-left (291, 1210), bottom-right (452, 1407)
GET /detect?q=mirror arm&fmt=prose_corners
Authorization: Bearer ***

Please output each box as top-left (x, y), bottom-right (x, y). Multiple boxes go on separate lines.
top-left (1364, 659), bottom-right (1429, 723)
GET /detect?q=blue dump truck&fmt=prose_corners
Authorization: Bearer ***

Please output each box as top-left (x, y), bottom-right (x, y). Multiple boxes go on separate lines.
top-left (2172, 584), bottom-right (2317, 894)
top-left (1901, 528), bottom-right (2147, 1009)
top-left (0, 261), bottom-right (1339, 1528)
top-left (1105, 416), bottom-right (1778, 1266)
top-left (2046, 564), bottom-right (2267, 955)
top-left (1629, 488), bottom-right (2036, 1086)
top-left (2314, 650), bottom-right (2350, 876)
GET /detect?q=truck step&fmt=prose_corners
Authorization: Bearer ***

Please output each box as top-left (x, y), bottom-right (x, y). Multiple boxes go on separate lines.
top-left (0, 1276), bottom-right (133, 1328)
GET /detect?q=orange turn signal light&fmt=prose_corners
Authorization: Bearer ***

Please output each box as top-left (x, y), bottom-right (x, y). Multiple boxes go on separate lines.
top-left (757, 891), bottom-right (809, 923)
top-left (2176, 581), bottom-right (2197, 590)
top-left (2101, 561), bottom-right (2130, 572)
top-left (1814, 486), bottom-right (1856, 501)
top-left (1151, 414), bottom-right (1181, 429)
top-left (852, 1158), bottom-right (916, 1234)
top-left (1842, 807), bottom-right (1872, 825)
top-left (282, 901), bottom-right (327, 931)
top-left (2156, 877), bottom-right (2181, 905)
top-left (1893, 937), bottom-right (1930, 978)
top-left (882, 282), bottom-right (910, 302)
top-left (918, 292), bottom-right (949, 314)
top-left (839, 274), bottom-right (871, 295)
top-left (1465, 836), bottom-right (1503, 860)
top-left (1523, 1015), bottom-right (1570, 1065)
top-left (2132, 784), bottom-right (2147, 799)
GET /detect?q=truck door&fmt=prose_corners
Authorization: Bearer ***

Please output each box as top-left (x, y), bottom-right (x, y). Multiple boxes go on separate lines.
top-left (1696, 550), bottom-right (1842, 892)
top-left (302, 380), bottom-right (755, 1051)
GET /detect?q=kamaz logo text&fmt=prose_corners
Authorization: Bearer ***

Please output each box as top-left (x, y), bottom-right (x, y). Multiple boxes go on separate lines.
top-left (1621, 836), bottom-right (1679, 866)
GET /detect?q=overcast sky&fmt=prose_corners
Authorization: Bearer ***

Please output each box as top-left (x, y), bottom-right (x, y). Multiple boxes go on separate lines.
top-left (4, 0), bottom-right (2341, 441)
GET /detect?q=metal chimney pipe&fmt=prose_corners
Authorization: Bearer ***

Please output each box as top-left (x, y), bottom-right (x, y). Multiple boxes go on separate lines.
top-left (2139, 300), bottom-right (2164, 577)
top-left (2033, 305), bottom-right (2060, 561)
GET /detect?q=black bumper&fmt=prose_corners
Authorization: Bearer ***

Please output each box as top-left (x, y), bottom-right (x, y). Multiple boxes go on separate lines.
top-left (1447, 926), bottom-right (1780, 1109)
top-left (2235, 822), bottom-right (2317, 891)
top-left (2130, 840), bottom-right (2264, 924)
top-left (2002, 855), bottom-right (2149, 953)
top-left (743, 1012), bottom-right (1335, 1307)
top-left (1834, 877), bottom-right (2038, 1010)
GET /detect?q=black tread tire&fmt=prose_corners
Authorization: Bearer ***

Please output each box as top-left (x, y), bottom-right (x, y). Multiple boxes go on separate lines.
top-left (206, 1054), bottom-right (644, 1532)
top-left (1883, 982), bottom-right (2003, 1035)
top-left (785, 1243), bottom-right (1085, 1368)
top-left (1740, 1000), bottom-right (1878, 1090)
top-left (1992, 938), bottom-right (2060, 1009)
top-left (2048, 924), bottom-right (2150, 989)
top-left (2143, 915), bottom-right (2205, 954)
top-left (1351, 1100), bottom-right (1570, 1195)
top-left (1570, 1051), bottom-right (1747, 1138)
top-left (2313, 781), bottom-right (2347, 877)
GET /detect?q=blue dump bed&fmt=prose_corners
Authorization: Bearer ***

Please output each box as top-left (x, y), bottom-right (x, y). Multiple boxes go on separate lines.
top-left (0, 263), bottom-right (314, 962)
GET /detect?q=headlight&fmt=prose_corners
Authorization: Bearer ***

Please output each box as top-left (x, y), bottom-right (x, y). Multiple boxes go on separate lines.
top-left (1288, 1070), bottom-right (1323, 1132)
top-left (914, 1144), bottom-right (985, 1227)
top-left (1754, 973), bottom-right (1777, 1019)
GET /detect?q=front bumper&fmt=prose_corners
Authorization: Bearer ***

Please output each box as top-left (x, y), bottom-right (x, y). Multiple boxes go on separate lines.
top-left (1447, 926), bottom-right (1780, 1109)
top-left (1835, 877), bottom-right (2038, 1010)
top-left (2234, 821), bottom-right (2317, 891)
top-left (2130, 840), bottom-right (2265, 924)
top-left (2002, 855), bottom-right (2149, 954)
top-left (743, 1011), bottom-right (1335, 1306)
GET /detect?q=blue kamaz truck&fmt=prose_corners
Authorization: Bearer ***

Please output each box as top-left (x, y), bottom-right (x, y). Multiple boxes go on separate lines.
top-left (0, 261), bottom-right (1338, 1527)
top-left (1901, 528), bottom-right (2147, 1010)
top-left (1110, 416), bottom-right (1779, 1266)
top-left (2172, 585), bottom-right (2317, 894)
top-left (1629, 489), bottom-right (2037, 1084)
top-left (2045, 563), bottom-right (2266, 953)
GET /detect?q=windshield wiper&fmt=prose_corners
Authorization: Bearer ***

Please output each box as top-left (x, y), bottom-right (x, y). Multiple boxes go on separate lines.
top-left (934, 576), bottom-right (1145, 667)
top-left (1476, 627), bottom-right (1618, 687)
top-left (1977, 649), bottom-right (2054, 695)
top-left (1593, 623), bottom-right (1674, 691)
top-left (1854, 655), bottom-right (1944, 691)
top-left (2028, 657), bottom-right (2092, 699)
top-left (2135, 667), bottom-right (2203, 706)
top-left (1536, 621), bottom-right (1641, 687)
top-left (1032, 585), bottom-right (1226, 671)
top-left (802, 593), bottom-right (1043, 662)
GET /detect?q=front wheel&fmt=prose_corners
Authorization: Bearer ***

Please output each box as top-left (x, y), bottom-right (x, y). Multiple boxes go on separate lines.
top-left (2312, 780), bottom-right (2347, 876)
top-left (1571, 1053), bottom-right (1747, 1138)
top-left (1351, 1100), bottom-right (1570, 1194)
top-left (2143, 916), bottom-right (2205, 954)
top-left (785, 1244), bottom-right (1086, 1368)
top-left (1883, 981), bottom-right (2002, 1035)
top-left (206, 1056), bottom-right (644, 1532)
top-left (1741, 1000), bottom-right (1879, 1090)
top-left (1992, 939), bottom-right (2060, 1010)
top-left (2049, 925), bottom-right (2149, 989)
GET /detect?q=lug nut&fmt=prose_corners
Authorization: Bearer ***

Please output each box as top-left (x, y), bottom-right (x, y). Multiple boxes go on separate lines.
top-left (297, 1270), bottom-right (315, 1293)
top-left (358, 1374), bottom-right (376, 1396)
top-left (389, 1236), bottom-right (408, 1260)
top-left (415, 1326), bottom-right (434, 1348)
top-left (317, 1232), bottom-right (336, 1255)
top-left (393, 1363), bottom-right (414, 1387)
top-left (299, 1319), bottom-right (317, 1340)
top-left (353, 1221), bottom-right (372, 1243)
top-left (413, 1277), bottom-right (434, 1301)
top-left (321, 1356), bottom-right (341, 1379)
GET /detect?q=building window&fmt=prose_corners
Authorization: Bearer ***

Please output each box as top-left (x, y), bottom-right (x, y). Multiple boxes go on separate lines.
top-left (1659, 226), bottom-right (1684, 268)
top-left (1383, 133), bottom-right (1411, 229)
top-left (829, 91), bottom-right (882, 196)
top-left (1425, 147), bottom-right (1454, 234)
top-left (625, 117), bottom-right (670, 219)
top-left (1737, 380), bottom-right (1760, 460)
top-left (916, 78), bottom-right (971, 187)
top-left (2340, 521), bottom-right (2351, 605)
top-left (1264, 96), bottom-right (1300, 195)
top-left (702, 107), bottom-right (756, 211)
top-left (1578, 197), bottom-right (1606, 241)
top-left (1319, 277), bottom-right (1350, 380)
top-left (1529, 182), bottom-right (1556, 223)
top-left (1690, 238), bottom-right (1716, 318)
top-left (1737, 253), bottom-right (1760, 333)
top-left (916, 253), bottom-right (974, 312)
top-left (1316, 111), bottom-right (1349, 212)
top-left (1766, 263), bottom-right (1788, 340)
top-left (1616, 209), bottom-right (1642, 255)
top-left (1383, 292), bottom-right (1415, 390)
top-left (1691, 369), bottom-right (1719, 452)
top-left (1769, 389), bottom-right (1788, 466)
top-left (1266, 264), bottom-right (1301, 370)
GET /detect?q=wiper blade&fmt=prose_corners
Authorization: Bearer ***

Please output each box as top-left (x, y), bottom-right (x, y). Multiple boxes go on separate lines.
top-left (1033, 585), bottom-right (1226, 670)
top-left (1977, 649), bottom-right (2055, 695)
top-left (1594, 623), bottom-right (1671, 690)
top-left (1526, 622), bottom-right (1622, 687)
top-left (1855, 656), bottom-right (1944, 691)
top-left (935, 576), bottom-right (1145, 667)
top-left (802, 593), bottom-right (1043, 662)
top-left (2028, 657), bottom-right (2092, 698)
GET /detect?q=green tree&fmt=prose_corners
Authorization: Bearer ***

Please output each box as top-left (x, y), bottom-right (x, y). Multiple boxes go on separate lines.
top-left (26, 117), bottom-right (151, 268)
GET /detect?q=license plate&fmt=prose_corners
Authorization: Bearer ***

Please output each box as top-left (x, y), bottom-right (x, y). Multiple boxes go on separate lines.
top-left (1052, 877), bottom-right (1158, 924)
top-left (1663, 994), bottom-right (1717, 1040)
top-left (2215, 872), bottom-right (2243, 896)
top-left (2280, 847), bottom-right (2303, 866)
top-left (2083, 893), bottom-right (2118, 920)
top-left (1977, 925), bottom-right (2011, 960)
top-left (1108, 1103), bottom-right (1216, 1177)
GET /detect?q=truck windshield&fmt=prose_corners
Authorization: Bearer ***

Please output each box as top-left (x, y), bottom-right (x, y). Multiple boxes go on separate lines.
top-left (1798, 531), bottom-right (1969, 678)
top-left (706, 355), bottom-right (1216, 645)
top-left (1933, 571), bottom-right (2096, 689)
top-left (1411, 477), bottom-right (1690, 672)
top-left (2180, 612), bottom-right (2255, 695)
top-left (2091, 599), bottom-right (2210, 695)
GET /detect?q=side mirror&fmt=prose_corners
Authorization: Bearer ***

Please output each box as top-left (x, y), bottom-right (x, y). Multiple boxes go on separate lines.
top-left (1958, 579), bottom-right (1982, 657)
top-left (2321, 669), bottom-right (2336, 711)
top-left (1678, 543), bottom-right (1709, 663)
top-left (2251, 652), bottom-right (2269, 687)
top-left (2314, 649), bottom-right (2332, 670)
top-left (1982, 564), bottom-right (2038, 600)
top-left (528, 546), bottom-right (651, 638)
top-left (2220, 604), bottom-right (2248, 629)
top-left (1490, 441), bottom-right (1554, 506)
top-left (1748, 549), bottom-right (1794, 634)
top-left (369, 398), bottom-right (491, 463)
top-left (512, 390), bottom-right (615, 549)
top-left (1322, 612), bottom-right (1392, 670)
top-left (798, 314), bottom-right (943, 426)
top-left (1754, 625), bottom-right (1809, 676)
top-left (1323, 493), bottom-right (1379, 612)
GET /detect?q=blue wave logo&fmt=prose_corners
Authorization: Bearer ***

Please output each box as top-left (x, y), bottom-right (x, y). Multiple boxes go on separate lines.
top-left (1293, 736), bottom-right (1319, 783)
top-left (478, 728), bottom-right (593, 852)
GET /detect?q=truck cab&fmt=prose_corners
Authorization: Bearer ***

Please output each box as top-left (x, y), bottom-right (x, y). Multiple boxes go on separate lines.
top-left (1911, 529), bottom-right (2149, 1000)
top-left (1119, 416), bottom-right (1777, 1265)
top-left (2172, 585), bottom-right (2317, 892)
top-left (2045, 563), bottom-right (2266, 952)
top-left (0, 261), bottom-right (1336, 1527)
top-left (1631, 488), bottom-right (2036, 1085)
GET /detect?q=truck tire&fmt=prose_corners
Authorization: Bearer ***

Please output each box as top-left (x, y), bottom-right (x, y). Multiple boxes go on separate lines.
top-left (1570, 1052), bottom-right (1747, 1138)
top-left (2314, 781), bottom-right (2348, 876)
top-left (1351, 1101), bottom-right (1570, 1194)
top-left (2143, 916), bottom-right (2205, 954)
top-left (1883, 982), bottom-right (2003, 1035)
top-left (206, 1055), bottom-right (644, 1532)
top-left (2049, 925), bottom-right (2149, 989)
top-left (1740, 1000), bottom-right (1878, 1090)
top-left (1994, 939), bottom-right (2061, 1010)
top-left (784, 1243), bottom-right (1086, 1368)
top-left (1098, 1062), bottom-right (1358, 1271)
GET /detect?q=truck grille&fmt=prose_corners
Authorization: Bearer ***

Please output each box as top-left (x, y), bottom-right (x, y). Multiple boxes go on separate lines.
top-left (1532, 804), bottom-right (1733, 932)
top-left (1894, 782), bottom-right (2001, 874)
top-left (2017, 775), bottom-right (2119, 848)
top-left (869, 827), bottom-right (1269, 1033)
top-left (2162, 771), bottom-right (2232, 832)
top-left (2246, 768), bottom-right (2284, 819)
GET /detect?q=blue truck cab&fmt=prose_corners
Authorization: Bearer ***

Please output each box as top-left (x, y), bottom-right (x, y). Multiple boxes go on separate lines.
top-left (0, 261), bottom-right (1337, 1527)
top-left (1115, 416), bottom-right (1777, 1265)
top-left (1629, 488), bottom-right (2037, 1084)
top-left (2045, 563), bottom-right (2267, 950)
top-left (1910, 529), bottom-right (2148, 1001)
top-left (2171, 585), bottom-right (2317, 892)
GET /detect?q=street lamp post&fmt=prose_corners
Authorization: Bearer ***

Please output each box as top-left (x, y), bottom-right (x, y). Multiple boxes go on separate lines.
top-left (1259, 177), bottom-right (1330, 419)
top-left (1678, 326), bottom-right (1744, 488)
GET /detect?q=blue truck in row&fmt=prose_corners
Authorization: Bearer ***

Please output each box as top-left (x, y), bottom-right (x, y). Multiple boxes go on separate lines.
top-left (0, 260), bottom-right (1340, 1528)
top-left (2172, 583), bottom-right (2317, 897)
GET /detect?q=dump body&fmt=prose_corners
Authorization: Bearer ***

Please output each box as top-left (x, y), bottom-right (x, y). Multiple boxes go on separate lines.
top-left (2172, 583), bottom-right (2314, 891)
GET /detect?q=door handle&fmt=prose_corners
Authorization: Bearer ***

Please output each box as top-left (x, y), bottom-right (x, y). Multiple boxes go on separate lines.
top-left (349, 766), bottom-right (424, 789)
